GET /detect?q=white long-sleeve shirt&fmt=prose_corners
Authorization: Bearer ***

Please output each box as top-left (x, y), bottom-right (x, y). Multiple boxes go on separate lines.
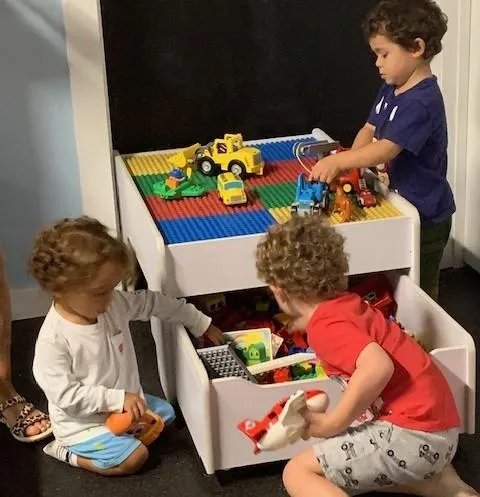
top-left (33, 290), bottom-right (211, 446)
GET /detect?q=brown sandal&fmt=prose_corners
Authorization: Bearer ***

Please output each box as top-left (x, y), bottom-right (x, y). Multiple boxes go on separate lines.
top-left (0, 394), bottom-right (53, 443)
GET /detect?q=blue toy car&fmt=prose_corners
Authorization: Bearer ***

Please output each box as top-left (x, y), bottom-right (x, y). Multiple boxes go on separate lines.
top-left (290, 173), bottom-right (329, 216)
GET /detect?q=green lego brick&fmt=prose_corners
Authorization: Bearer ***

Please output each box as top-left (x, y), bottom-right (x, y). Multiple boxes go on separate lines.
top-left (190, 171), bottom-right (217, 192)
top-left (133, 172), bottom-right (217, 197)
top-left (253, 182), bottom-right (296, 210)
top-left (133, 174), bottom-right (166, 196)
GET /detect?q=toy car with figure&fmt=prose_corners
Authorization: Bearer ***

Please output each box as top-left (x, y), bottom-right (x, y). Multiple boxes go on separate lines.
top-left (152, 167), bottom-right (205, 200)
top-left (291, 173), bottom-right (329, 216)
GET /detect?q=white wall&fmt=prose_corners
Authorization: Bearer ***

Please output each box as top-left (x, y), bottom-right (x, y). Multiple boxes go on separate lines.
top-left (430, 0), bottom-right (471, 268)
top-left (63, 0), bottom-right (116, 233)
top-left (464, 1), bottom-right (480, 272)
top-left (0, 0), bottom-right (82, 318)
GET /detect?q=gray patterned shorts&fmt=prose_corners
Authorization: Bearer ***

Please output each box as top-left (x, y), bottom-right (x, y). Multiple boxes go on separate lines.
top-left (313, 421), bottom-right (459, 495)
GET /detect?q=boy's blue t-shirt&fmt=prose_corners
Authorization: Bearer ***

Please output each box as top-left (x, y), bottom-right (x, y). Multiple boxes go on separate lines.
top-left (367, 76), bottom-right (455, 225)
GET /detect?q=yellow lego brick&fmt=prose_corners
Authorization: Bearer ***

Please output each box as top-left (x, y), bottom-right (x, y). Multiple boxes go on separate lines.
top-left (270, 197), bottom-right (402, 226)
top-left (268, 207), bottom-right (292, 224)
top-left (328, 196), bottom-right (402, 225)
top-left (124, 153), bottom-right (173, 176)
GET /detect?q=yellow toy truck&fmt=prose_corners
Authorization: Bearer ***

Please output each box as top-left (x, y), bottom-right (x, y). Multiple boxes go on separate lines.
top-left (217, 172), bottom-right (247, 206)
top-left (168, 133), bottom-right (264, 179)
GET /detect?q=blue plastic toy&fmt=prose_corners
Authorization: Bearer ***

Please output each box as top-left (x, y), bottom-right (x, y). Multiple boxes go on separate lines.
top-left (290, 174), bottom-right (329, 216)
top-left (170, 167), bottom-right (185, 180)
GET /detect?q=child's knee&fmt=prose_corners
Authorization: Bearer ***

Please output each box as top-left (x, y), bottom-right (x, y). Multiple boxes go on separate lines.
top-left (162, 402), bottom-right (176, 425)
top-left (145, 394), bottom-right (176, 425)
top-left (283, 455), bottom-right (307, 489)
top-left (283, 450), bottom-right (322, 489)
top-left (283, 458), bottom-right (298, 489)
top-left (117, 444), bottom-right (148, 475)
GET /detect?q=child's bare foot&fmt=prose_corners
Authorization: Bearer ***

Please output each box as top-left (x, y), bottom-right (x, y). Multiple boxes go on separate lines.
top-left (0, 394), bottom-right (52, 442)
top-left (432, 464), bottom-right (479, 497)
top-left (395, 464), bottom-right (479, 497)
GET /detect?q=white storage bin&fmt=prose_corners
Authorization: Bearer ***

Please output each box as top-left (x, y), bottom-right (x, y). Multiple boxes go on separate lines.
top-left (173, 274), bottom-right (476, 475)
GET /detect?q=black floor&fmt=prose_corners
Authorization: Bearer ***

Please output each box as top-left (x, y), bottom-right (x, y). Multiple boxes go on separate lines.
top-left (1, 267), bottom-right (479, 497)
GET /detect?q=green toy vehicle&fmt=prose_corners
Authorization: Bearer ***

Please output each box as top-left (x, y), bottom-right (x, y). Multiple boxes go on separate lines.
top-left (152, 167), bottom-right (205, 200)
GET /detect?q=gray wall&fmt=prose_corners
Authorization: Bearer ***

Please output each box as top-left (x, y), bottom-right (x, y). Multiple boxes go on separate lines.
top-left (0, 0), bottom-right (82, 289)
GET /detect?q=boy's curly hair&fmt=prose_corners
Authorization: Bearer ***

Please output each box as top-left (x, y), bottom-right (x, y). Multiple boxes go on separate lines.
top-left (362, 0), bottom-right (447, 60)
top-left (256, 216), bottom-right (348, 302)
top-left (29, 216), bottom-right (135, 293)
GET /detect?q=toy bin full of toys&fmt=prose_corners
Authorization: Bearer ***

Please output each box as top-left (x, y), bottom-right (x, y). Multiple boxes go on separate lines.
top-left (175, 272), bottom-right (475, 475)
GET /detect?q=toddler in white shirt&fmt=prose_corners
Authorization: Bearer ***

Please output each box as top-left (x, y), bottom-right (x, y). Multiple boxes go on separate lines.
top-left (30, 216), bottom-right (223, 476)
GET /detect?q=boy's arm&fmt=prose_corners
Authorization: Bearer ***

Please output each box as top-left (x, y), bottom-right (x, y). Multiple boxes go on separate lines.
top-left (33, 338), bottom-right (125, 417)
top-left (115, 290), bottom-right (212, 338)
top-left (310, 139), bottom-right (401, 184)
top-left (306, 342), bottom-right (394, 438)
top-left (351, 123), bottom-right (375, 150)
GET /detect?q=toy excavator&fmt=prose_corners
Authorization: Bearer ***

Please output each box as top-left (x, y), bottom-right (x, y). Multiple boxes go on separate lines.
top-left (237, 389), bottom-right (329, 454)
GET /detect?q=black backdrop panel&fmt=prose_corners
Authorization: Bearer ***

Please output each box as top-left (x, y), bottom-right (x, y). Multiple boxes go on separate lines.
top-left (100, 0), bottom-right (380, 153)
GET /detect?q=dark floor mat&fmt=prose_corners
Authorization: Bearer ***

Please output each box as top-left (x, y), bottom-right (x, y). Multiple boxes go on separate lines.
top-left (1, 267), bottom-right (479, 496)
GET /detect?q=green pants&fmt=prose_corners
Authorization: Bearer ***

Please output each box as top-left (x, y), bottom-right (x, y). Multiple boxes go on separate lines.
top-left (420, 217), bottom-right (452, 300)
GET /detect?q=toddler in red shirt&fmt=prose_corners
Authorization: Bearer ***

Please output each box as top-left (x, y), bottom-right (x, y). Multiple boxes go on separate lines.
top-left (256, 215), bottom-right (477, 497)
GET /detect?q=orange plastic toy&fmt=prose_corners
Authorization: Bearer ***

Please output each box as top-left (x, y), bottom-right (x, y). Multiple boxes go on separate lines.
top-left (334, 185), bottom-right (351, 223)
top-left (106, 409), bottom-right (165, 446)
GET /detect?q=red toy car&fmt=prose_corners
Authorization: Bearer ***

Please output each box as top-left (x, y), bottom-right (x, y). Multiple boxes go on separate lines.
top-left (356, 188), bottom-right (377, 207)
top-left (350, 274), bottom-right (397, 318)
top-left (332, 149), bottom-right (377, 207)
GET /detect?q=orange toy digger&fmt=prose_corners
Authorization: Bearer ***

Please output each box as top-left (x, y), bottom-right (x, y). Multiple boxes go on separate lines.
top-left (106, 409), bottom-right (165, 446)
top-left (334, 184), bottom-right (351, 223)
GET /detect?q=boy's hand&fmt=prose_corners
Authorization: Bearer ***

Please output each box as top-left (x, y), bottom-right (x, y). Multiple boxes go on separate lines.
top-left (309, 155), bottom-right (346, 184)
top-left (123, 392), bottom-right (146, 422)
top-left (203, 324), bottom-right (224, 345)
top-left (302, 410), bottom-right (338, 439)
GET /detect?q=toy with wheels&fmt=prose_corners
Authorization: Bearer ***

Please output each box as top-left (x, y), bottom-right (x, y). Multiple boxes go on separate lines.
top-left (237, 389), bottom-right (329, 454)
top-left (106, 409), bottom-right (165, 446)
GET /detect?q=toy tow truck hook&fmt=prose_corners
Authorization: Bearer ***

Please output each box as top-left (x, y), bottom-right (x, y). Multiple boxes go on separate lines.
top-left (293, 140), bottom-right (340, 159)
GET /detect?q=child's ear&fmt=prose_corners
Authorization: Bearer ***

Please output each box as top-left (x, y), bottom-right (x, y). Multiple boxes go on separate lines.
top-left (269, 285), bottom-right (289, 305)
top-left (412, 38), bottom-right (426, 58)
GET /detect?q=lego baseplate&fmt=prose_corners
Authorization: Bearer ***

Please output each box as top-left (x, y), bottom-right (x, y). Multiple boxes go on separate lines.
top-left (124, 138), bottom-right (403, 244)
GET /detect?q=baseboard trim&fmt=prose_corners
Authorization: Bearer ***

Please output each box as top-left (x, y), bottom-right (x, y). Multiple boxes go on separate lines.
top-left (11, 287), bottom-right (52, 321)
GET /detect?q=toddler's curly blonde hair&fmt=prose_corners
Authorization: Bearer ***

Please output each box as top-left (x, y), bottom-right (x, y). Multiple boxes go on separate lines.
top-left (256, 216), bottom-right (348, 302)
top-left (29, 216), bottom-right (135, 293)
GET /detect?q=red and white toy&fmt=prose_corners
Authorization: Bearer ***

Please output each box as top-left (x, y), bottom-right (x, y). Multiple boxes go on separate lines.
top-left (237, 389), bottom-right (329, 454)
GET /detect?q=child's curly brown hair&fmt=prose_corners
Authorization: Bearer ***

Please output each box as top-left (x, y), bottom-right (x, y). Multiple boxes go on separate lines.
top-left (256, 215), bottom-right (349, 303)
top-left (362, 0), bottom-right (447, 60)
top-left (29, 216), bottom-right (135, 293)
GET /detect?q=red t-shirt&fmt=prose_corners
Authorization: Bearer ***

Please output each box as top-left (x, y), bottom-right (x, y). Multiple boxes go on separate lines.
top-left (307, 292), bottom-right (460, 432)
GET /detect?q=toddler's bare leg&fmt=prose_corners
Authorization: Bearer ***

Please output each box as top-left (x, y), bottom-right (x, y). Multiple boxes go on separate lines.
top-left (77, 444), bottom-right (149, 476)
top-left (380, 464), bottom-right (478, 497)
top-left (283, 449), bottom-right (348, 497)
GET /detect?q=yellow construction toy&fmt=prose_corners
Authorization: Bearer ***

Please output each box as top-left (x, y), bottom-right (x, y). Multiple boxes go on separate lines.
top-left (168, 133), bottom-right (264, 178)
